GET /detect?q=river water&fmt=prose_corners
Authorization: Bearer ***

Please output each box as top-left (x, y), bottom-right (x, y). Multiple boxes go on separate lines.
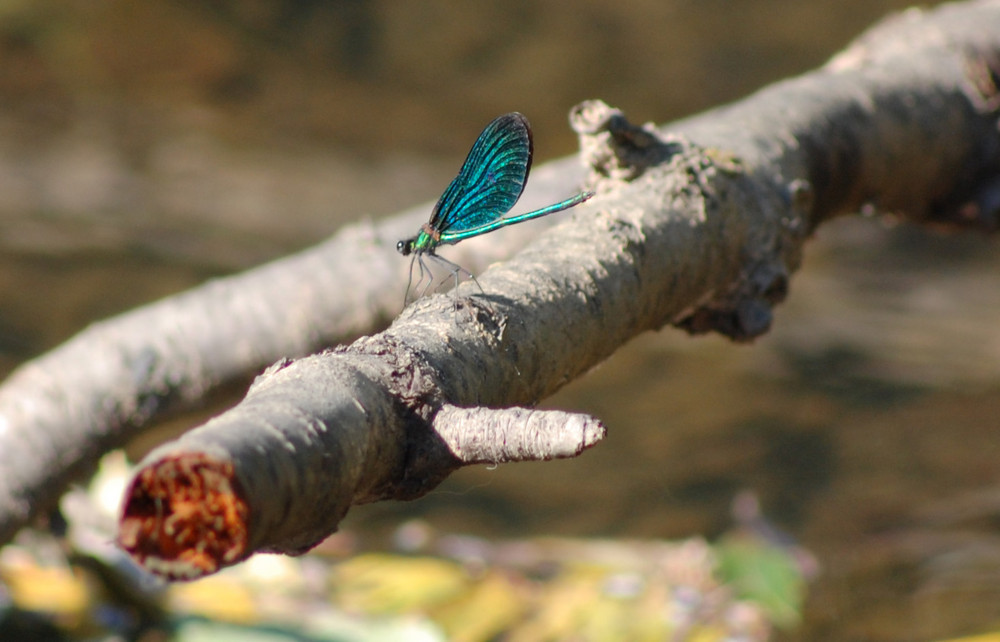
top-left (4, 1), bottom-right (997, 639)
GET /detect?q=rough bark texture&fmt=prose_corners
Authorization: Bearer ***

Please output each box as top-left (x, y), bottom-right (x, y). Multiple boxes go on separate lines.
top-left (4, 1), bottom-right (1000, 572)
top-left (0, 142), bottom-right (588, 546)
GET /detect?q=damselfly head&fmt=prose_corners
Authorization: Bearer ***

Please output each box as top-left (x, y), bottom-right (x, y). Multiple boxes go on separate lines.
top-left (396, 239), bottom-right (414, 256)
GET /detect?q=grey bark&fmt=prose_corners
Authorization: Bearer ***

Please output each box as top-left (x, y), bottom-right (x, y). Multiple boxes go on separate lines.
top-left (4, 1), bottom-right (1000, 571)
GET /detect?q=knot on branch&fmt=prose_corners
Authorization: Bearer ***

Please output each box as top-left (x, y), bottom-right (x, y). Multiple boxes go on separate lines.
top-left (930, 174), bottom-right (1000, 231)
top-left (962, 47), bottom-right (1000, 115)
top-left (676, 259), bottom-right (790, 342)
top-left (571, 99), bottom-right (682, 183)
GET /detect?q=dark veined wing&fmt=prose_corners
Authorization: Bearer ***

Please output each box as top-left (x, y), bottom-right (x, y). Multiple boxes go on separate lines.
top-left (429, 112), bottom-right (533, 235)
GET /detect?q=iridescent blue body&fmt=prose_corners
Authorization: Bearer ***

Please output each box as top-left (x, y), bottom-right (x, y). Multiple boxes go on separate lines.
top-left (397, 112), bottom-right (594, 300)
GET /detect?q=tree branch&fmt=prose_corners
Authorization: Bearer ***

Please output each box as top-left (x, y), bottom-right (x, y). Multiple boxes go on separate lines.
top-left (115, 0), bottom-right (1000, 579)
top-left (4, 1), bottom-right (1000, 572)
top-left (0, 137), bottom-right (589, 546)
top-left (117, 393), bottom-right (606, 579)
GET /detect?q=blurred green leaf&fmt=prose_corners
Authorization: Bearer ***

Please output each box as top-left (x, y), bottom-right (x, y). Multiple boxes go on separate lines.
top-left (715, 535), bottom-right (806, 628)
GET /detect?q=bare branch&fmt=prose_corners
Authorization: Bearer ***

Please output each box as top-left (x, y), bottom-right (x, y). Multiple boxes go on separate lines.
top-left (0, 138), bottom-right (588, 546)
top-left (118, 393), bottom-right (605, 580)
top-left (3, 1), bottom-right (1000, 568)
top-left (435, 406), bottom-right (606, 464)
top-left (113, 1), bottom-right (1000, 579)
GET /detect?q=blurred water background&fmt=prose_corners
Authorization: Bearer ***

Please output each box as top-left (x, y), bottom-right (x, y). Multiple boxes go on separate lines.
top-left (4, 1), bottom-right (1000, 639)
